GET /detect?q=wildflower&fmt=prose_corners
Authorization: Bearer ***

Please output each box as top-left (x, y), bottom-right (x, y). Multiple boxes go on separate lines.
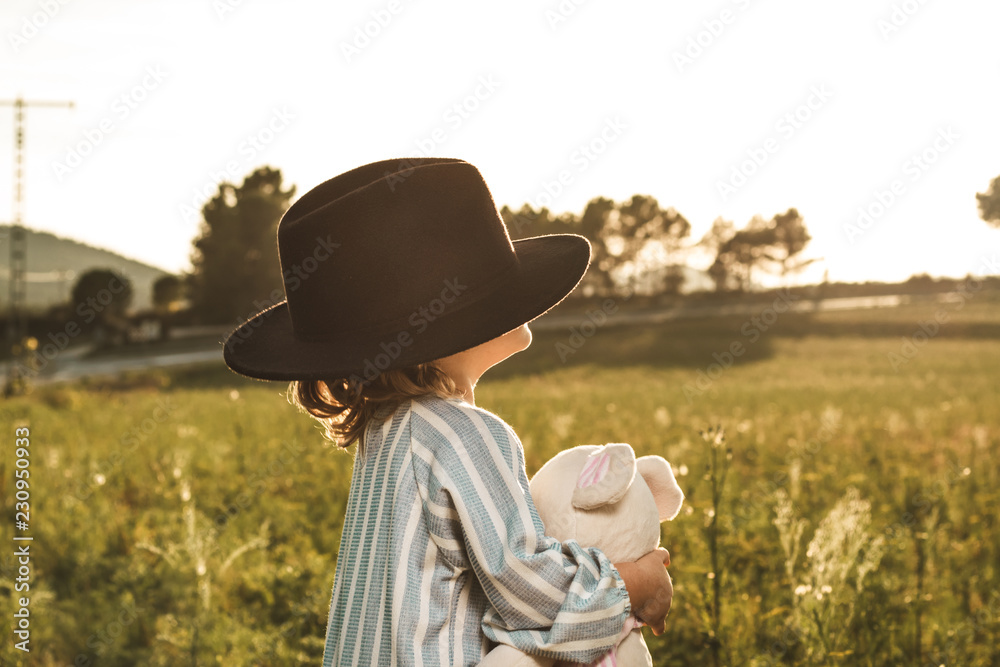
top-left (786, 487), bottom-right (886, 660)
top-left (700, 425), bottom-right (726, 448)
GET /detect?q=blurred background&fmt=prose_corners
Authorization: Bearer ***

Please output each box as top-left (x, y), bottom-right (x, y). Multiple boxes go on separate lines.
top-left (1, 0), bottom-right (998, 665)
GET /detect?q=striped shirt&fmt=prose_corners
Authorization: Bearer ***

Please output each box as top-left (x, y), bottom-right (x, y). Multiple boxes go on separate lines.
top-left (321, 394), bottom-right (632, 666)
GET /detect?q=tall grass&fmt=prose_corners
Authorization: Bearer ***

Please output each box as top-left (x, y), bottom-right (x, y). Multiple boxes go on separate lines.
top-left (1, 302), bottom-right (998, 665)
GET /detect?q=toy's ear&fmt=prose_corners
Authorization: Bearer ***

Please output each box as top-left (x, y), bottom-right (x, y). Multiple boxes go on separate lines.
top-left (636, 456), bottom-right (685, 521)
top-left (572, 443), bottom-right (636, 510)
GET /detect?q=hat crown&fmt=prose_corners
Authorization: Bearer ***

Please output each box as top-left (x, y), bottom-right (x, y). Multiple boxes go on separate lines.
top-left (222, 157), bottom-right (591, 382)
top-left (277, 159), bottom-right (516, 338)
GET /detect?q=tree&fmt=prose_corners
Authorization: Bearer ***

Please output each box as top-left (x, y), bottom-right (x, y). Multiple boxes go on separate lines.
top-left (503, 196), bottom-right (691, 297)
top-left (71, 268), bottom-right (133, 332)
top-left (577, 197), bottom-right (617, 295)
top-left (578, 195), bottom-right (691, 295)
top-left (707, 209), bottom-right (812, 292)
top-left (598, 195), bottom-right (691, 295)
top-left (500, 204), bottom-right (579, 240)
top-left (707, 215), bottom-right (770, 292)
top-left (701, 217), bottom-right (736, 292)
top-left (767, 208), bottom-right (814, 277)
top-left (188, 167), bottom-right (296, 323)
top-left (976, 175), bottom-right (1000, 228)
top-left (152, 275), bottom-right (184, 313)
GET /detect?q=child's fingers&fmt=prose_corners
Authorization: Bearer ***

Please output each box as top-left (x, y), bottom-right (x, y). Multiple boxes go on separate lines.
top-left (638, 599), bottom-right (670, 636)
top-left (635, 565), bottom-right (672, 635)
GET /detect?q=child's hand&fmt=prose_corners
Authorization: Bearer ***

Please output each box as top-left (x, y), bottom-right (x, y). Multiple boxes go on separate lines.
top-left (614, 548), bottom-right (673, 636)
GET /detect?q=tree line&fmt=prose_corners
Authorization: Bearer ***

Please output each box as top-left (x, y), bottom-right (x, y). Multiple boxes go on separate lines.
top-left (174, 166), bottom-right (818, 324)
top-left (68, 166), bottom-right (1000, 328)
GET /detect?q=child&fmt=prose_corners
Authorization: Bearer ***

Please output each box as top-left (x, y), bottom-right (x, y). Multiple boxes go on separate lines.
top-left (223, 158), bottom-right (673, 666)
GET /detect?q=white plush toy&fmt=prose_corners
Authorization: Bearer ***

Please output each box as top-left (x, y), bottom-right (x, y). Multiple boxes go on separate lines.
top-left (480, 443), bottom-right (685, 667)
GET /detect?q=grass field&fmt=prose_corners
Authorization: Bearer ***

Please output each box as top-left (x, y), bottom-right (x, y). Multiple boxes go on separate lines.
top-left (2, 296), bottom-right (999, 666)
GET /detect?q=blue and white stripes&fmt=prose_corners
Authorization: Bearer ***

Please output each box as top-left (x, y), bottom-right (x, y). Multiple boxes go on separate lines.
top-left (322, 395), bottom-right (631, 667)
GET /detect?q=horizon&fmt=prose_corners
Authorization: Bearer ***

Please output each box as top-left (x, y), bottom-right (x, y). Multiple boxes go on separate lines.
top-left (1, 221), bottom-right (994, 293)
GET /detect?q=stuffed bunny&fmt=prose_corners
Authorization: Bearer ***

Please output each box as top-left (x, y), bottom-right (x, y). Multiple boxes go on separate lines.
top-left (479, 443), bottom-right (684, 667)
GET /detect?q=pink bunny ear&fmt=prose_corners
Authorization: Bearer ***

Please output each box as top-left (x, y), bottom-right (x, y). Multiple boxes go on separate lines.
top-left (636, 456), bottom-right (685, 521)
top-left (572, 443), bottom-right (636, 510)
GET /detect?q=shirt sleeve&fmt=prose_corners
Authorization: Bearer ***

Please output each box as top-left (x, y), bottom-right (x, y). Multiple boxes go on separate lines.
top-left (410, 400), bottom-right (631, 664)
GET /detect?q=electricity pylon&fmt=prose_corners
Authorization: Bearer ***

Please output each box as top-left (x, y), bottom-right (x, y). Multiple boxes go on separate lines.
top-left (1, 97), bottom-right (74, 396)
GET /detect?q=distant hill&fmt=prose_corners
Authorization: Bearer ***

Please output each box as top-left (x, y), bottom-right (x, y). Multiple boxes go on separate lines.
top-left (0, 225), bottom-right (172, 313)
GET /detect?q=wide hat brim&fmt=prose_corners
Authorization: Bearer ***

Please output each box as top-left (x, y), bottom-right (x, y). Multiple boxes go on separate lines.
top-left (223, 234), bottom-right (589, 382)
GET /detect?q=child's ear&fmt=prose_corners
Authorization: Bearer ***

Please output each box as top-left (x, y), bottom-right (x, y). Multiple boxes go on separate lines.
top-left (572, 443), bottom-right (636, 510)
top-left (636, 456), bottom-right (685, 521)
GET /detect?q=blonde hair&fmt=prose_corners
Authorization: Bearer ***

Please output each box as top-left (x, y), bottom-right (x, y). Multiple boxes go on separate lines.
top-left (288, 363), bottom-right (459, 453)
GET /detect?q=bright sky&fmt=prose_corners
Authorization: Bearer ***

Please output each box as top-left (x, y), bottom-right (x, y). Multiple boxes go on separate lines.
top-left (1, 0), bottom-right (998, 285)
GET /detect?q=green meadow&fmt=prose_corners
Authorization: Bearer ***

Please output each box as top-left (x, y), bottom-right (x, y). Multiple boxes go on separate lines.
top-left (2, 296), bottom-right (999, 666)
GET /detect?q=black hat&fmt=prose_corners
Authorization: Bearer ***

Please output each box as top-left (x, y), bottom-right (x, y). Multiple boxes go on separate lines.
top-left (222, 158), bottom-right (590, 381)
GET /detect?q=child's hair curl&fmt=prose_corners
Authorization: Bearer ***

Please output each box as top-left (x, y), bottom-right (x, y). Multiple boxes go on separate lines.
top-left (288, 363), bottom-right (459, 453)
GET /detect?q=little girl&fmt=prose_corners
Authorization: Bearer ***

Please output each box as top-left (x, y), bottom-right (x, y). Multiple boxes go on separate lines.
top-left (223, 158), bottom-right (673, 666)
